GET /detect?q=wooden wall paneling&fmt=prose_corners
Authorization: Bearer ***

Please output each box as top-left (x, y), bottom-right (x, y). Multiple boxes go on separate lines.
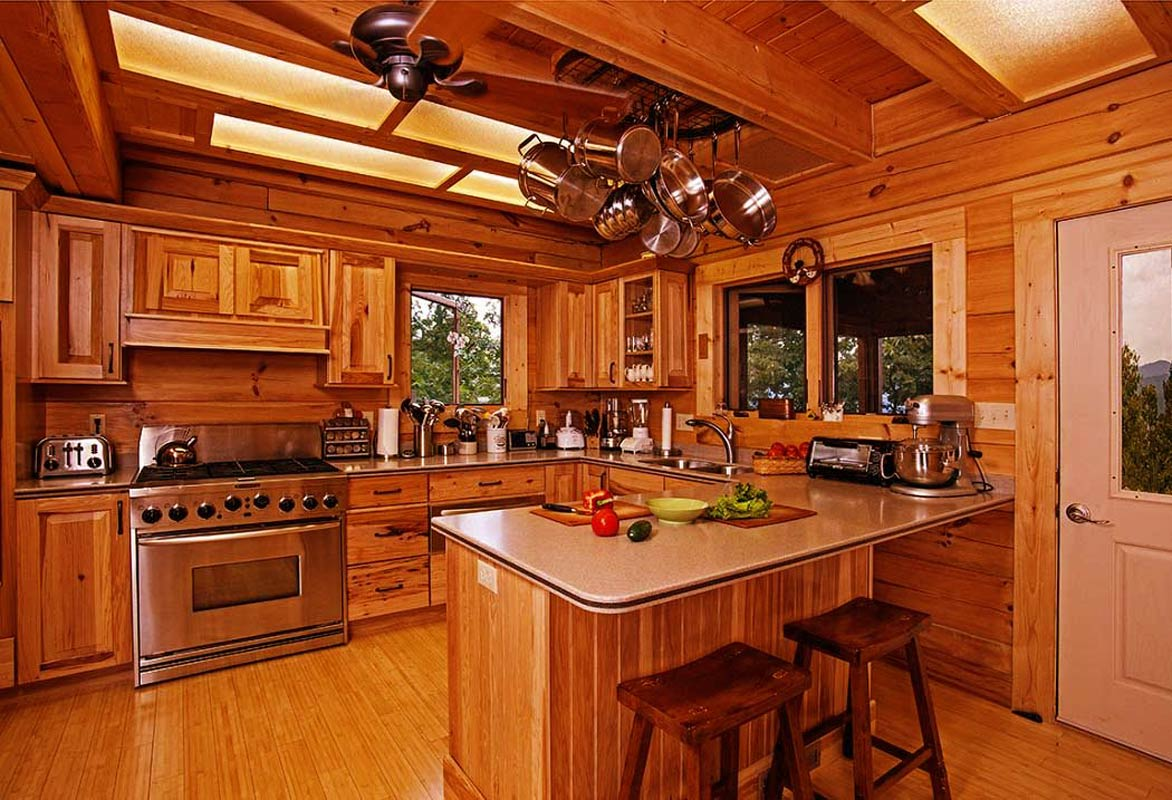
top-left (805, 279), bottom-right (823, 410)
top-left (0, 190), bottom-right (13, 303)
top-left (1, 303), bottom-right (18, 647)
top-left (932, 237), bottom-right (967, 395)
top-left (965, 247), bottom-right (1015, 315)
top-left (872, 84), bottom-right (984, 155)
top-left (965, 195), bottom-right (1015, 252)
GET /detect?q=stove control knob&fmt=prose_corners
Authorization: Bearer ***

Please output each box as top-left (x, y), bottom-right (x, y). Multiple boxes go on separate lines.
top-left (253, 493), bottom-right (271, 509)
top-left (302, 495), bottom-right (319, 511)
top-left (278, 496), bottom-right (296, 513)
top-left (223, 495), bottom-right (243, 512)
top-left (321, 493), bottom-right (339, 510)
top-left (168, 504), bottom-right (188, 522)
top-left (141, 506), bottom-right (163, 524)
top-left (197, 502), bottom-right (216, 519)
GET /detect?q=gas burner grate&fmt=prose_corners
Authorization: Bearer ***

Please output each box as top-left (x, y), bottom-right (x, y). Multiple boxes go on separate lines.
top-left (134, 458), bottom-right (338, 485)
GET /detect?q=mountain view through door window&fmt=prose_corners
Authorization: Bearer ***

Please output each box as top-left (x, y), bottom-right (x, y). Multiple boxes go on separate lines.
top-left (1120, 247), bottom-right (1172, 495)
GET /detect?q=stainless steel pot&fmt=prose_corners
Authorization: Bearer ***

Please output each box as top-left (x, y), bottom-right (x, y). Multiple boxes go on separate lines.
top-left (882, 438), bottom-right (960, 487)
top-left (573, 118), bottom-right (661, 183)
top-left (647, 147), bottom-right (709, 224)
top-left (517, 134), bottom-right (572, 213)
top-left (669, 221), bottom-right (701, 258)
top-left (593, 183), bottom-right (655, 241)
top-left (554, 164), bottom-right (610, 223)
top-left (155, 436), bottom-right (198, 468)
top-left (703, 125), bottom-right (776, 245)
top-left (640, 212), bottom-right (683, 255)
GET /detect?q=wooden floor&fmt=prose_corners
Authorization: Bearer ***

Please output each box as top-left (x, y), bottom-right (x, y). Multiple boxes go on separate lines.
top-left (0, 610), bottom-right (1169, 799)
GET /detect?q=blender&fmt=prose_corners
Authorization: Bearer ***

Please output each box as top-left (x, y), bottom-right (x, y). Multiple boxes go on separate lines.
top-left (620, 398), bottom-right (655, 453)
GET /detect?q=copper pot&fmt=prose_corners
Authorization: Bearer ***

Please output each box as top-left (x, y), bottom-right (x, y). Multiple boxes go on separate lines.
top-left (155, 436), bottom-right (198, 468)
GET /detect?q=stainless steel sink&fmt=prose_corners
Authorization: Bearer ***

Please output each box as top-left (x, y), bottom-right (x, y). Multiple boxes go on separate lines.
top-left (691, 463), bottom-right (753, 477)
top-left (639, 457), bottom-right (752, 477)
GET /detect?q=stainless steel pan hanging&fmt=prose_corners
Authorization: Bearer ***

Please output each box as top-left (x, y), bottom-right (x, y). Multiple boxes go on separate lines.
top-left (574, 117), bottom-right (661, 183)
top-left (644, 109), bottom-right (708, 225)
top-left (703, 124), bottom-right (777, 245)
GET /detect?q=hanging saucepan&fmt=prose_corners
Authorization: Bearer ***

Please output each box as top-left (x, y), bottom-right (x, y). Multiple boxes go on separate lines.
top-left (668, 221), bottom-right (701, 258)
top-left (640, 212), bottom-right (683, 256)
top-left (574, 117), bottom-right (661, 183)
top-left (593, 183), bottom-right (655, 241)
top-left (517, 134), bottom-right (572, 213)
top-left (703, 123), bottom-right (777, 245)
top-left (554, 164), bottom-right (610, 223)
top-left (646, 109), bottom-right (708, 224)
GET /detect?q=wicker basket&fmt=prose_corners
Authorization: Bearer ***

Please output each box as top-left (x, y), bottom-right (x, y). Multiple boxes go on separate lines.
top-left (752, 455), bottom-right (807, 475)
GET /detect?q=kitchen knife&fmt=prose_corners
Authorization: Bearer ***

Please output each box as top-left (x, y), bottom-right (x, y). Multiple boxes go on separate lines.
top-left (541, 503), bottom-right (592, 515)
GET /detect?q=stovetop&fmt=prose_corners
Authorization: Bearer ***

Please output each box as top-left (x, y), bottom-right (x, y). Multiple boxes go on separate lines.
top-left (134, 457), bottom-right (338, 486)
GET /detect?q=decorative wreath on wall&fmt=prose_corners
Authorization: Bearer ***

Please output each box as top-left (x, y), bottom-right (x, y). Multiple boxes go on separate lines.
top-left (781, 237), bottom-right (825, 286)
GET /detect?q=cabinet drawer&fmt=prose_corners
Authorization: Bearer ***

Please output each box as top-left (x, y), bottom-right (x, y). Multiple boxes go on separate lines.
top-left (430, 553), bottom-right (446, 606)
top-left (347, 556), bottom-right (429, 621)
top-left (607, 467), bottom-right (665, 496)
top-left (346, 504), bottom-right (429, 565)
top-left (429, 467), bottom-right (544, 504)
top-left (665, 476), bottom-right (713, 491)
top-left (348, 473), bottom-right (428, 509)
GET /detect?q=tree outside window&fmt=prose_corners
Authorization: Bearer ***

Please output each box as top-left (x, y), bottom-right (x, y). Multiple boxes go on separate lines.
top-left (410, 291), bottom-right (503, 404)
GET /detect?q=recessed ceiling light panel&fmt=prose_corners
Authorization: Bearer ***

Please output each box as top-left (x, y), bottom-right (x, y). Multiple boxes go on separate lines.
top-left (109, 11), bottom-right (396, 128)
top-left (210, 115), bottom-right (459, 187)
top-left (395, 103), bottom-right (539, 165)
top-left (447, 171), bottom-right (529, 206)
top-left (915, 0), bottom-right (1155, 101)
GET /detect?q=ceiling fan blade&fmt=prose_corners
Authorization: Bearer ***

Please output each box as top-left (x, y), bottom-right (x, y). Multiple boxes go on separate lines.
top-left (433, 74), bottom-right (486, 97)
top-left (477, 72), bottom-right (630, 115)
top-left (407, 1), bottom-right (497, 67)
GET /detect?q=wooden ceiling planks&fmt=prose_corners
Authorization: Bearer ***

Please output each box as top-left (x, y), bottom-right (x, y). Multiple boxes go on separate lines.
top-left (1123, 0), bottom-right (1172, 58)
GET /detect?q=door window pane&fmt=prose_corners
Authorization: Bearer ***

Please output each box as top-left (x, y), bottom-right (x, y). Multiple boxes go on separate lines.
top-left (410, 291), bottom-right (503, 404)
top-left (725, 283), bottom-right (806, 409)
top-left (830, 258), bottom-right (933, 414)
top-left (1120, 247), bottom-right (1172, 495)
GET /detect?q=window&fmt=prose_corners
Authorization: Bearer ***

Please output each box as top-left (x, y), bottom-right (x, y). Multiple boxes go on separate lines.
top-left (827, 255), bottom-right (933, 414)
top-left (725, 283), bottom-right (806, 410)
top-left (410, 290), bottom-right (503, 404)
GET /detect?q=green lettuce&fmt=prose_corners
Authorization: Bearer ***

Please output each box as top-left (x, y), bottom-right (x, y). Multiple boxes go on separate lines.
top-left (708, 482), bottom-right (773, 520)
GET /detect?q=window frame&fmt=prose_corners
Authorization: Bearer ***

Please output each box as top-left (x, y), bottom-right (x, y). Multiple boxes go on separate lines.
top-left (408, 288), bottom-right (506, 405)
top-left (724, 281), bottom-right (808, 410)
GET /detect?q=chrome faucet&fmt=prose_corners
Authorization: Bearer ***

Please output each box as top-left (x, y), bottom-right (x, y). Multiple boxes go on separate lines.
top-left (686, 411), bottom-right (736, 463)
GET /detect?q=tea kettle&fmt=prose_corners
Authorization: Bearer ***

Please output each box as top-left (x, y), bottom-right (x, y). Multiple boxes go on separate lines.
top-left (155, 436), bottom-right (198, 467)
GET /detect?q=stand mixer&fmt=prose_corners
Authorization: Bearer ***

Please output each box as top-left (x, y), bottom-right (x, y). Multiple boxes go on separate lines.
top-left (886, 394), bottom-right (990, 497)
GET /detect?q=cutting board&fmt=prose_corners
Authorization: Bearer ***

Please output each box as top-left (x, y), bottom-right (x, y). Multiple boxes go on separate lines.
top-left (530, 501), bottom-right (652, 526)
top-left (706, 505), bottom-right (816, 528)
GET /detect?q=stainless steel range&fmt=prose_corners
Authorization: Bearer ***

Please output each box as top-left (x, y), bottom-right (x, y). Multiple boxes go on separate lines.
top-left (130, 423), bottom-right (347, 686)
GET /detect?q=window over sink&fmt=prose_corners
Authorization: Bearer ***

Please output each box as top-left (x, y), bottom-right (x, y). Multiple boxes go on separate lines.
top-left (725, 282), bottom-right (807, 410)
top-left (410, 290), bottom-right (504, 404)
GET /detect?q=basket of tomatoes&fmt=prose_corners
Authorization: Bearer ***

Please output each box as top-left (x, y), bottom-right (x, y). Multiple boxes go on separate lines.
top-left (752, 441), bottom-right (810, 475)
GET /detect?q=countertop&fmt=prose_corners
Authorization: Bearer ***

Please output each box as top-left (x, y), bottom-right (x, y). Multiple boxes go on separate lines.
top-left (432, 475), bottom-right (1014, 613)
top-left (13, 448), bottom-right (726, 497)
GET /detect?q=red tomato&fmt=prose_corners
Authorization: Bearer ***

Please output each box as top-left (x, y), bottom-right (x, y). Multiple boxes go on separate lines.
top-left (798, 441), bottom-right (811, 459)
top-left (784, 444), bottom-right (800, 459)
top-left (583, 488), bottom-right (614, 513)
top-left (767, 442), bottom-right (786, 458)
top-left (591, 503), bottom-right (620, 537)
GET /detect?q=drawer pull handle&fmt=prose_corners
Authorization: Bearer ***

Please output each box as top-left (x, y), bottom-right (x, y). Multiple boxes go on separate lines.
top-left (374, 528), bottom-right (404, 538)
top-left (375, 583), bottom-right (405, 594)
top-left (478, 480), bottom-right (503, 487)
top-left (107, 343), bottom-right (115, 374)
top-left (372, 488), bottom-right (403, 496)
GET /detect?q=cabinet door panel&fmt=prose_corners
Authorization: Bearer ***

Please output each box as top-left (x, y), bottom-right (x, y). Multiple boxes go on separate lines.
top-left (593, 279), bottom-right (621, 387)
top-left (16, 493), bottom-right (130, 683)
top-left (33, 214), bottom-right (121, 381)
top-left (328, 251), bottom-right (395, 385)
top-left (235, 246), bottom-right (320, 321)
top-left (606, 467), bottom-right (665, 496)
top-left (141, 233), bottom-right (233, 315)
top-left (657, 271), bottom-right (692, 387)
top-left (537, 281), bottom-right (591, 389)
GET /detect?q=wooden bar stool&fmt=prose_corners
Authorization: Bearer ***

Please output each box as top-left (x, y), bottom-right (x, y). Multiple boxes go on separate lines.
top-left (618, 642), bottom-right (814, 800)
top-left (781, 597), bottom-right (951, 800)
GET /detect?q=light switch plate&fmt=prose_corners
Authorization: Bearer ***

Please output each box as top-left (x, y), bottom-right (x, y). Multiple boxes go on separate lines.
top-left (974, 402), bottom-right (1015, 430)
top-left (476, 559), bottom-right (498, 594)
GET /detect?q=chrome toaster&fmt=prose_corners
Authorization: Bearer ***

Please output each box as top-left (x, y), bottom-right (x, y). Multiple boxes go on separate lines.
top-left (35, 434), bottom-right (115, 479)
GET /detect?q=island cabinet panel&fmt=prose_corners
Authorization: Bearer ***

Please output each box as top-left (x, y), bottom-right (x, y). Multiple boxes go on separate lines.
top-left (446, 540), bottom-right (869, 800)
top-left (31, 213), bottom-right (122, 382)
top-left (326, 251), bottom-right (396, 386)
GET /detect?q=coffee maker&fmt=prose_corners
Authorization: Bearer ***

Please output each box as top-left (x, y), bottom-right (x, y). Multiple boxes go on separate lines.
top-left (600, 397), bottom-right (628, 451)
top-left (888, 394), bottom-right (988, 497)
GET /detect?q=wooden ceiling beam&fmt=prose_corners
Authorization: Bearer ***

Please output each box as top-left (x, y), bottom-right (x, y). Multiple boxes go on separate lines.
top-left (821, 1), bottom-right (1018, 120)
top-left (1123, 0), bottom-right (1172, 58)
top-left (0, 1), bottom-right (121, 199)
top-left (491, 0), bottom-right (874, 165)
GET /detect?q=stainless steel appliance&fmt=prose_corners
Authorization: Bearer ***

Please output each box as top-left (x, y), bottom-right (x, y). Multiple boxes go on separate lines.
top-left (130, 423), bottom-right (346, 686)
top-left (886, 394), bottom-right (988, 498)
top-left (600, 397), bottom-right (629, 451)
top-left (431, 493), bottom-right (546, 569)
top-left (34, 434), bottom-right (114, 478)
top-left (806, 436), bottom-right (898, 485)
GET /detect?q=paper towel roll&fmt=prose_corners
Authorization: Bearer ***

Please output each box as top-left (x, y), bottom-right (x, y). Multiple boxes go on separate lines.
top-left (661, 402), bottom-right (673, 451)
top-left (376, 407), bottom-right (399, 457)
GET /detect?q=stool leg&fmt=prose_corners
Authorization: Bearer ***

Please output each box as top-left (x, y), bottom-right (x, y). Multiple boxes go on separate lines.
top-left (684, 741), bottom-right (714, 800)
top-left (717, 729), bottom-right (740, 800)
top-left (779, 697), bottom-right (814, 800)
top-left (848, 663), bottom-right (875, 800)
top-left (842, 671), bottom-right (853, 759)
top-left (619, 714), bottom-right (654, 800)
top-left (906, 639), bottom-right (952, 800)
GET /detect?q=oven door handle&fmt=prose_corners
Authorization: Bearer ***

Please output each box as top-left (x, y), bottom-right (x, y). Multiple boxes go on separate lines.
top-left (136, 520), bottom-right (339, 546)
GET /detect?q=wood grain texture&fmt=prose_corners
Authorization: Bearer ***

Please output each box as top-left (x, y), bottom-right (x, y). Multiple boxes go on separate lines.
top-left (0, 638), bottom-right (12, 689)
top-left (346, 555), bottom-right (430, 621)
top-left (873, 84), bottom-right (984, 155)
top-left (932, 237), bottom-right (967, 396)
top-left (428, 466), bottom-right (544, 504)
top-left (0, 191), bottom-right (13, 303)
top-left (345, 504), bottom-right (430, 566)
top-left (326, 251), bottom-right (396, 386)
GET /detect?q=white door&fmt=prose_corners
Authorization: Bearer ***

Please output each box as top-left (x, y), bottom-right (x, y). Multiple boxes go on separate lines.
top-left (1058, 201), bottom-right (1172, 761)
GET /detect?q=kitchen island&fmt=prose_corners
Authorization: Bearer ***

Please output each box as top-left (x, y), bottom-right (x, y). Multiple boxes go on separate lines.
top-left (434, 475), bottom-right (1012, 800)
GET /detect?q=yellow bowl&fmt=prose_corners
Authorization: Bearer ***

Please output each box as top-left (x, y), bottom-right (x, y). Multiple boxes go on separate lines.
top-left (645, 497), bottom-right (709, 525)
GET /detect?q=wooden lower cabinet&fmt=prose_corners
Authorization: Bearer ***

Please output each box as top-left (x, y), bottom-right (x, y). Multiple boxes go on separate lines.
top-left (430, 553), bottom-right (447, 605)
top-left (543, 463), bottom-right (582, 504)
top-left (606, 467), bottom-right (666, 496)
top-left (346, 504), bottom-right (429, 564)
top-left (15, 492), bottom-right (131, 684)
top-left (429, 466), bottom-right (543, 504)
top-left (347, 556), bottom-right (430, 620)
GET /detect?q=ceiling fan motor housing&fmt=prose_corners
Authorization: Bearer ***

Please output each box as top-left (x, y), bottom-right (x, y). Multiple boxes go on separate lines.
top-left (383, 54), bottom-right (430, 102)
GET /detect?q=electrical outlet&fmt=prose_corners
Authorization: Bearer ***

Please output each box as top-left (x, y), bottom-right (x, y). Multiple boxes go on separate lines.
top-left (535, 409), bottom-right (547, 424)
top-left (476, 560), bottom-right (498, 594)
top-left (89, 414), bottom-right (106, 436)
top-left (676, 413), bottom-right (694, 432)
top-left (974, 402), bottom-right (1015, 430)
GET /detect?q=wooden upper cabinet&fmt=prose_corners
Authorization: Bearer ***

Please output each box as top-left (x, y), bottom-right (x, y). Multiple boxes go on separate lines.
top-left (536, 281), bottom-right (591, 389)
top-left (1, 190), bottom-right (15, 303)
top-left (593, 278), bottom-right (621, 388)
top-left (655, 270), bottom-right (692, 388)
top-left (16, 492), bottom-right (131, 684)
top-left (234, 245), bottom-right (321, 322)
top-left (31, 213), bottom-right (123, 382)
top-left (326, 251), bottom-right (396, 386)
top-left (140, 233), bottom-right (233, 316)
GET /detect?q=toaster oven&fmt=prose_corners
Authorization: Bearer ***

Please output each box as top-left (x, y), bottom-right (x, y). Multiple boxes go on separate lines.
top-left (35, 434), bottom-right (115, 479)
top-left (806, 436), bottom-right (897, 485)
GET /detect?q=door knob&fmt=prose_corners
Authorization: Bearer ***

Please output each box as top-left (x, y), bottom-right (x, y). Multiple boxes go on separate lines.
top-left (1065, 503), bottom-right (1111, 525)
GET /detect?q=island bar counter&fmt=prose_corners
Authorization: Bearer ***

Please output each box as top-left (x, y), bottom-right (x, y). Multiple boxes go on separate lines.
top-left (436, 477), bottom-right (1012, 799)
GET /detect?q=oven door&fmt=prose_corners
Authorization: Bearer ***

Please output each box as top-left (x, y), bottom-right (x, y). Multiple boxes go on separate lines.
top-left (136, 521), bottom-right (343, 658)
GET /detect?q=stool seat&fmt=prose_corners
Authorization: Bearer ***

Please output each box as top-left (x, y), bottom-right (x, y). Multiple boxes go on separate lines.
top-left (783, 596), bottom-right (929, 664)
top-left (618, 642), bottom-right (810, 746)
